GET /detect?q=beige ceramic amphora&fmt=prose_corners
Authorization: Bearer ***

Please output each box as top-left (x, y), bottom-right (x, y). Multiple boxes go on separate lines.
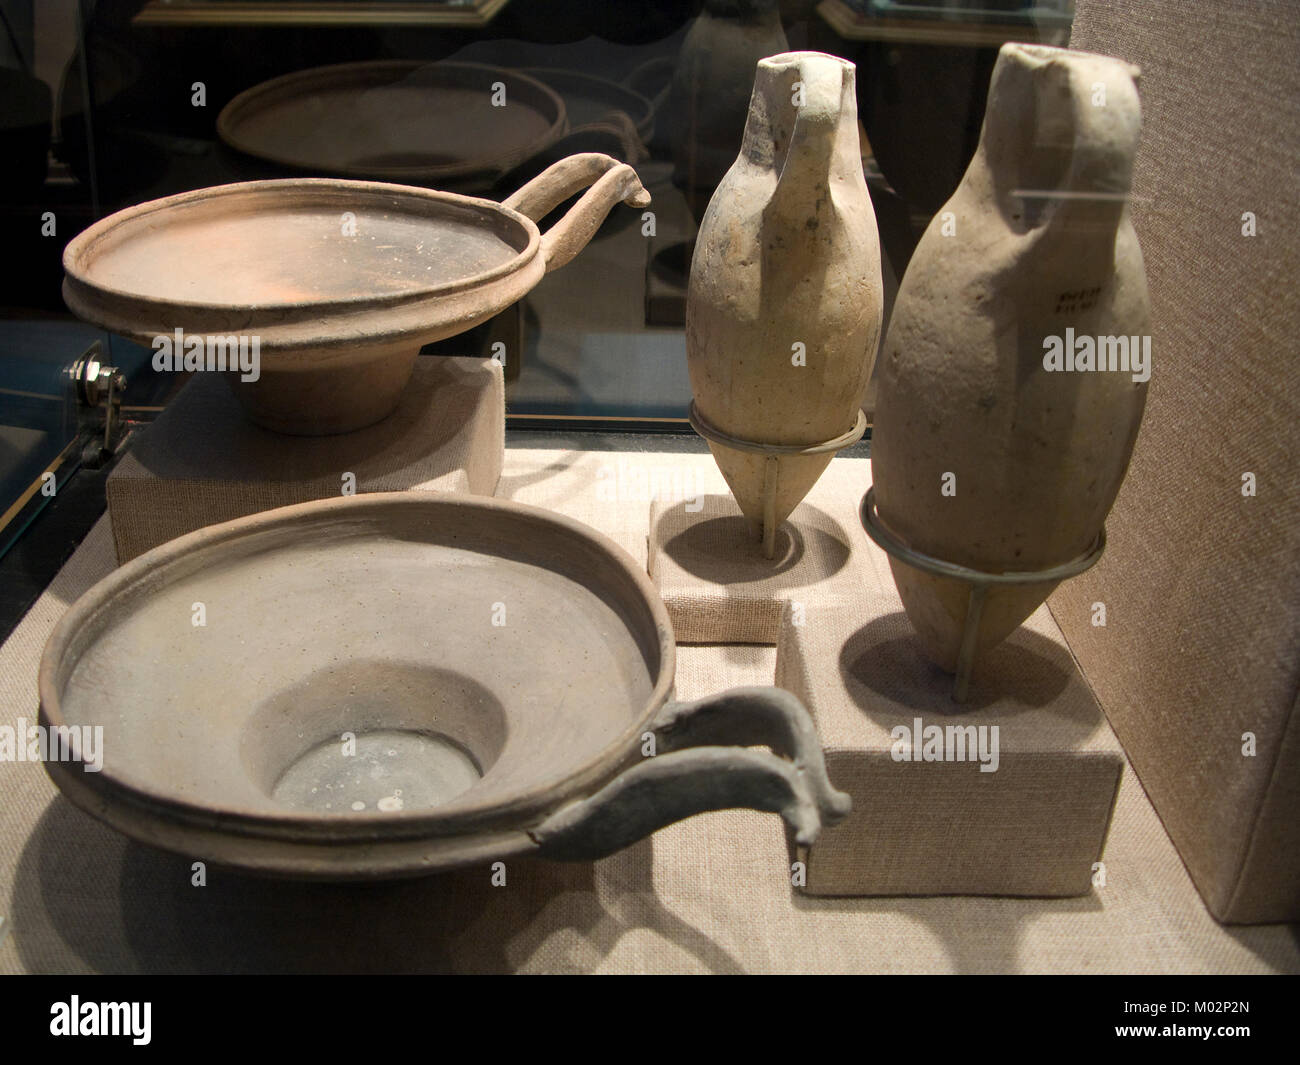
top-left (871, 43), bottom-right (1151, 672)
top-left (687, 51), bottom-right (883, 556)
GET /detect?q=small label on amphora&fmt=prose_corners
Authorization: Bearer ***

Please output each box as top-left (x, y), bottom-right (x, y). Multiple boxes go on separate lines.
top-left (1054, 286), bottom-right (1102, 315)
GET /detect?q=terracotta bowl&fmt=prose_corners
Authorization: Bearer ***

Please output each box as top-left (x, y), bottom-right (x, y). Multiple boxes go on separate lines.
top-left (217, 61), bottom-right (569, 189)
top-left (62, 154), bottom-right (649, 435)
top-left (38, 493), bottom-right (848, 879)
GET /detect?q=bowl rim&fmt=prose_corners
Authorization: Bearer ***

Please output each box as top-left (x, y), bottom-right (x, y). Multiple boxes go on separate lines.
top-left (62, 177), bottom-right (544, 318)
top-left (37, 491), bottom-right (677, 845)
top-left (517, 66), bottom-right (656, 139)
top-left (216, 59), bottom-right (569, 183)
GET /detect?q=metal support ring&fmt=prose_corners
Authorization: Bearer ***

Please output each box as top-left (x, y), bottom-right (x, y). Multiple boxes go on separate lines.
top-left (688, 402), bottom-right (867, 456)
top-left (689, 403), bottom-right (868, 557)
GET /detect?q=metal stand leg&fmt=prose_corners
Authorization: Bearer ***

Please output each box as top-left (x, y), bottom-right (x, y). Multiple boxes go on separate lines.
top-left (953, 584), bottom-right (988, 704)
top-left (761, 456), bottom-right (779, 560)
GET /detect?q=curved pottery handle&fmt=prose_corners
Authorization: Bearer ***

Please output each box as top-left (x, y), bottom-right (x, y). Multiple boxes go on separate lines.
top-left (749, 52), bottom-right (858, 223)
top-left (529, 686), bottom-right (851, 861)
top-left (502, 152), bottom-right (651, 272)
top-left (773, 53), bottom-right (846, 190)
top-left (984, 44), bottom-right (1142, 243)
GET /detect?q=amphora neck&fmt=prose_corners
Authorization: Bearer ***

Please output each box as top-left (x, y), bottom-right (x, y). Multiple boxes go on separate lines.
top-left (740, 51), bottom-right (861, 192)
top-left (977, 43), bottom-right (1142, 249)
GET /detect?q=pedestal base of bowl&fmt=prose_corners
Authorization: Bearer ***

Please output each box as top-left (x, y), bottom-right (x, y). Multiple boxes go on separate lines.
top-left (228, 340), bottom-right (419, 436)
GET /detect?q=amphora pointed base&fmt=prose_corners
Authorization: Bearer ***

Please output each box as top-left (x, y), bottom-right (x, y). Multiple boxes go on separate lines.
top-left (887, 563), bottom-right (1062, 677)
top-left (861, 488), bottom-right (1106, 701)
top-left (690, 402), bottom-right (866, 558)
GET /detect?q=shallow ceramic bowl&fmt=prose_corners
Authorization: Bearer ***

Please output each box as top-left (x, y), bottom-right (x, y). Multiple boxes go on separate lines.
top-left (217, 61), bottom-right (569, 188)
top-left (62, 154), bottom-right (649, 435)
top-left (38, 494), bottom-right (847, 879)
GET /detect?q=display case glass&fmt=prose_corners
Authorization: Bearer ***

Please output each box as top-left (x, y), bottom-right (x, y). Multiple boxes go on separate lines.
top-left (0, 0), bottom-right (1077, 553)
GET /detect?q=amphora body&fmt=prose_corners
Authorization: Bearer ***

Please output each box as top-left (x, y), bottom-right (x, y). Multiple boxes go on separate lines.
top-left (687, 51), bottom-right (882, 555)
top-left (871, 43), bottom-right (1150, 671)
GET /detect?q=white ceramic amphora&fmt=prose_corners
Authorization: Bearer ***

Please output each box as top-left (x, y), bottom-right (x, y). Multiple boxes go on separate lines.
top-left (687, 50), bottom-right (883, 556)
top-left (871, 43), bottom-right (1150, 671)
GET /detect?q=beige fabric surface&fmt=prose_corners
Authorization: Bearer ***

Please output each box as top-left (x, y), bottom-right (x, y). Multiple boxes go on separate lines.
top-left (1058, 0), bottom-right (1300, 922)
top-left (107, 356), bottom-right (504, 563)
top-left (776, 566), bottom-right (1123, 896)
top-left (648, 461), bottom-right (875, 644)
top-left (0, 448), bottom-right (1296, 972)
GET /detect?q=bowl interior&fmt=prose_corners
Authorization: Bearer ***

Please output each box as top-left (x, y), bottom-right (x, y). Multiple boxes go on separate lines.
top-left (219, 61), bottom-right (566, 182)
top-left (70, 182), bottom-right (531, 310)
top-left (49, 497), bottom-right (666, 824)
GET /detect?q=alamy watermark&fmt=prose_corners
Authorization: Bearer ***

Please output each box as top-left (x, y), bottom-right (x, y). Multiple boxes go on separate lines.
top-left (596, 458), bottom-right (704, 511)
top-left (152, 327), bottom-right (261, 382)
top-left (1042, 327), bottom-right (1151, 383)
top-left (50, 997), bottom-right (150, 1045)
top-left (891, 716), bottom-right (1000, 773)
top-left (0, 717), bottom-right (103, 772)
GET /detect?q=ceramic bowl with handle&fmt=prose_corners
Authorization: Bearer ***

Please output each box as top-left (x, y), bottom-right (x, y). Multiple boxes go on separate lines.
top-left (38, 493), bottom-right (849, 880)
top-left (62, 154), bottom-right (649, 435)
